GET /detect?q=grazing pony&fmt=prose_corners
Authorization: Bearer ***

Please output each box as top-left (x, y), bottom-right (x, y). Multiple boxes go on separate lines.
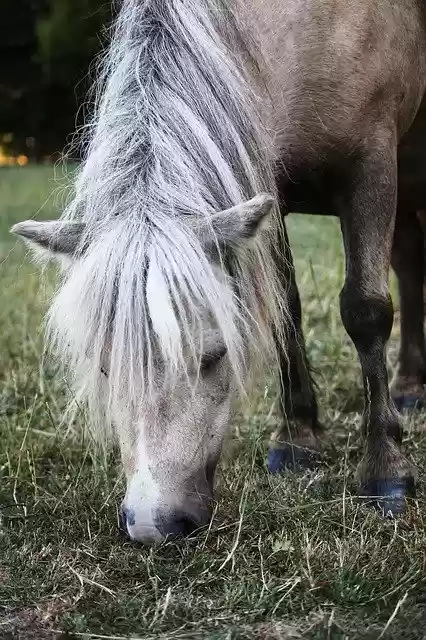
top-left (13, 0), bottom-right (426, 542)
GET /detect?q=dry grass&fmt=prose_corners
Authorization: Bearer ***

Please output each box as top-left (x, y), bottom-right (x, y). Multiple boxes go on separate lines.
top-left (0, 166), bottom-right (425, 639)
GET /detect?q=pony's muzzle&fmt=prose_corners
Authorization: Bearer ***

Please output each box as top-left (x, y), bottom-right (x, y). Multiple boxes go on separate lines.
top-left (119, 502), bottom-right (211, 544)
top-left (153, 509), bottom-right (207, 539)
top-left (119, 504), bottom-right (162, 544)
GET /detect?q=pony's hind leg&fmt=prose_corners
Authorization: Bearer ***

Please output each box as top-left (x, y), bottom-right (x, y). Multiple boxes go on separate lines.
top-left (267, 224), bottom-right (322, 473)
top-left (390, 212), bottom-right (426, 411)
top-left (338, 133), bottom-right (415, 514)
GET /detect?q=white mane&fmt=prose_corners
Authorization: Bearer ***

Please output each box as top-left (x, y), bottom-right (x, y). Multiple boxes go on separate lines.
top-left (49, 0), bottom-right (288, 438)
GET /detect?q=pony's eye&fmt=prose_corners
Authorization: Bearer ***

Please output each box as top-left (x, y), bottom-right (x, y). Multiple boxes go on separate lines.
top-left (199, 346), bottom-right (227, 374)
top-left (101, 366), bottom-right (108, 378)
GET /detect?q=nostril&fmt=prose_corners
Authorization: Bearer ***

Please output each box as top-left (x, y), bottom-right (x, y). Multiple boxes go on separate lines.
top-left (154, 510), bottom-right (198, 539)
top-left (119, 505), bottom-right (135, 532)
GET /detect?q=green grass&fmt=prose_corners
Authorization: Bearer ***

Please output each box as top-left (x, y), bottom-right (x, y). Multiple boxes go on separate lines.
top-left (1, 166), bottom-right (426, 640)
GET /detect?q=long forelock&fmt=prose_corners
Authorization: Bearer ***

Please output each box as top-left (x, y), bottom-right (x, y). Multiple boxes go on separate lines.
top-left (51, 0), bottom-right (288, 440)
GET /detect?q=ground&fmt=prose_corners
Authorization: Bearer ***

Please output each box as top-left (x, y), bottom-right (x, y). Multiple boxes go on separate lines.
top-left (0, 166), bottom-right (425, 640)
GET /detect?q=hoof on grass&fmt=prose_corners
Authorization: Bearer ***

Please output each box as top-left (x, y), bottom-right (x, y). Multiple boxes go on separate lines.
top-left (393, 393), bottom-right (426, 412)
top-left (391, 379), bottom-right (426, 412)
top-left (361, 477), bottom-right (416, 517)
top-left (267, 444), bottom-right (321, 474)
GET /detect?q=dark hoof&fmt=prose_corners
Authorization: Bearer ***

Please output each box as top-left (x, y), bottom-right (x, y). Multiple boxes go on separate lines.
top-left (393, 394), bottom-right (425, 412)
top-left (267, 444), bottom-right (321, 474)
top-left (361, 477), bottom-right (416, 516)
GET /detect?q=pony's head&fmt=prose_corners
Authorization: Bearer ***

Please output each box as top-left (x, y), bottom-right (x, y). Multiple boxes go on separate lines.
top-left (12, 194), bottom-right (280, 543)
top-left (12, 0), bottom-right (288, 544)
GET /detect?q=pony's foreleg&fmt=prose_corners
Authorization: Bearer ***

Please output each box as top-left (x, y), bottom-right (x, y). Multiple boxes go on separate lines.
top-left (338, 133), bottom-right (415, 514)
top-left (390, 212), bottom-right (426, 411)
top-left (267, 223), bottom-right (322, 473)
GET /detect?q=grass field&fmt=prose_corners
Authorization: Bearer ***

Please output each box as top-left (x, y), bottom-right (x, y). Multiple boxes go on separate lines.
top-left (0, 166), bottom-right (425, 640)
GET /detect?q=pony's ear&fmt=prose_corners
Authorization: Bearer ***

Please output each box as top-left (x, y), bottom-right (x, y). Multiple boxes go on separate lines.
top-left (198, 193), bottom-right (275, 248)
top-left (11, 220), bottom-right (86, 263)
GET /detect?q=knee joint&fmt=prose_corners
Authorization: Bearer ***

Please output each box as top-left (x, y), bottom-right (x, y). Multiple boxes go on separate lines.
top-left (340, 287), bottom-right (393, 351)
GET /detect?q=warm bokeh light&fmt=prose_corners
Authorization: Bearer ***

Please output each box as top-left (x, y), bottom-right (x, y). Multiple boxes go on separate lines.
top-left (16, 155), bottom-right (29, 166)
top-left (0, 146), bottom-right (29, 167)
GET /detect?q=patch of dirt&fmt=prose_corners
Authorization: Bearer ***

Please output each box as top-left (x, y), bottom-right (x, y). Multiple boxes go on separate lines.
top-left (0, 568), bottom-right (10, 584)
top-left (253, 623), bottom-right (302, 640)
top-left (0, 602), bottom-right (73, 640)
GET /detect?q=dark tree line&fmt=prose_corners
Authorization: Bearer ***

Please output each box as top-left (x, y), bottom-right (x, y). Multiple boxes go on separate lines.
top-left (0, 0), bottom-right (113, 159)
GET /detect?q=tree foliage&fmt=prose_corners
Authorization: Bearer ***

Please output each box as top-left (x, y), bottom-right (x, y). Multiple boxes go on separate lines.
top-left (0, 0), bottom-right (112, 158)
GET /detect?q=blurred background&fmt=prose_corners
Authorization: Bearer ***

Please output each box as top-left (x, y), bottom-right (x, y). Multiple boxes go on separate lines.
top-left (0, 0), bottom-right (113, 164)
